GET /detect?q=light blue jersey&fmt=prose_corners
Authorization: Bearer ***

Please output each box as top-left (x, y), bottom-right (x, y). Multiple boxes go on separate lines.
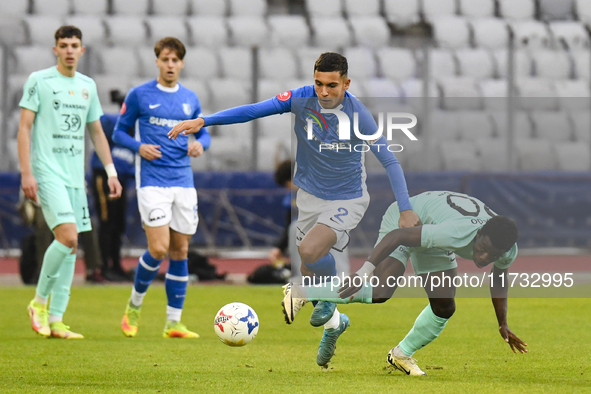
top-left (113, 80), bottom-right (211, 188)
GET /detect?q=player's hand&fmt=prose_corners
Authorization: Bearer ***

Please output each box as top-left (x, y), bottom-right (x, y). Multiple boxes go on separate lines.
top-left (337, 273), bottom-right (362, 300)
top-left (499, 324), bottom-right (528, 354)
top-left (188, 141), bottom-right (204, 157)
top-left (399, 209), bottom-right (421, 228)
top-left (168, 118), bottom-right (205, 140)
top-left (21, 173), bottom-right (39, 204)
top-left (107, 176), bottom-right (123, 199)
top-left (268, 247), bottom-right (283, 263)
top-left (139, 144), bottom-right (162, 161)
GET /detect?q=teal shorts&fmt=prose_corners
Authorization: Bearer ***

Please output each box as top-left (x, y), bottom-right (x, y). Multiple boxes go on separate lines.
top-left (37, 182), bottom-right (91, 233)
top-left (375, 202), bottom-right (457, 275)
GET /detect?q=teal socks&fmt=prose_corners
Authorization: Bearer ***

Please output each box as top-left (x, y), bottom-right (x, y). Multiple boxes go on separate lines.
top-left (36, 240), bottom-right (74, 299)
top-left (399, 304), bottom-right (449, 356)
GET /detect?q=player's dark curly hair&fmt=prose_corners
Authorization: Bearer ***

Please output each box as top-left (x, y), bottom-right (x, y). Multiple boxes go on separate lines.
top-left (274, 160), bottom-right (292, 188)
top-left (55, 26), bottom-right (82, 44)
top-left (480, 215), bottom-right (518, 252)
top-left (314, 52), bottom-right (348, 77)
top-left (154, 37), bottom-right (186, 60)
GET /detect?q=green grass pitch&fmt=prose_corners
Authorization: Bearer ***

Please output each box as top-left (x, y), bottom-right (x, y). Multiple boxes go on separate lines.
top-left (1, 285), bottom-right (590, 393)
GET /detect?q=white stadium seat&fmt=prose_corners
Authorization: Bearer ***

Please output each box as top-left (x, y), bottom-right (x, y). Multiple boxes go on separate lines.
top-left (530, 110), bottom-right (573, 141)
top-left (0, 17), bottom-right (27, 46)
top-left (555, 142), bottom-right (591, 171)
top-left (14, 45), bottom-right (55, 76)
top-left (268, 15), bottom-right (310, 48)
top-left (548, 21), bottom-right (590, 50)
top-left (105, 16), bottom-right (148, 46)
top-left (431, 16), bottom-right (470, 49)
top-left (539, 0), bottom-right (575, 21)
top-left (437, 77), bottom-right (483, 111)
top-left (377, 47), bottom-right (417, 81)
top-left (190, 0), bottom-right (227, 15)
top-left (92, 74), bottom-right (133, 109)
top-left (554, 80), bottom-right (591, 110)
top-left (180, 78), bottom-right (211, 109)
top-left (32, 0), bottom-right (70, 15)
top-left (64, 16), bottom-right (107, 47)
top-left (384, 0), bottom-right (420, 27)
top-left (531, 50), bottom-right (572, 79)
top-left (475, 138), bottom-right (510, 171)
top-left (455, 48), bottom-right (495, 79)
top-left (508, 20), bottom-right (552, 48)
top-left (429, 110), bottom-right (459, 141)
top-left (187, 17), bottom-right (228, 47)
top-left (479, 79), bottom-right (508, 110)
top-left (343, 47), bottom-right (377, 80)
top-left (363, 78), bottom-right (401, 99)
top-left (399, 78), bottom-right (439, 110)
top-left (152, 0), bottom-right (189, 16)
top-left (493, 49), bottom-right (532, 78)
top-left (305, 0), bottom-right (343, 17)
top-left (514, 139), bottom-right (557, 171)
top-left (576, 0), bottom-right (591, 25)
top-left (71, 0), bottom-right (108, 15)
top-left (572, 51), bottom-right (591, 79)
top-left (219, 47), bottom-right (253, 79)
top-left (208, 136), bottom-right (251, 171)
top-left (257, 113), bottom-right (292, 138)
top-left (421, 0), bottom-right (456, 22)
top-left (99, 47), bottom-right (140, 76)
top-left (489, 111), bottom-right (534, 140)
top-left (228, 0), bottom-right (267, 16)
top-left (296, 47), bottom-right (333, 79)
top-left (259, 48), bottom-right (298, 80)
top-left (0, 1), bottom-right (28, 16)
top-left (182, 47), bottom-right (219, 79)
top-left (208, 79), bottom-right (251, 111)
top-left (498, 0), bottom-right (535, 20)
top-left (137, 46), bottom-right (157, 77)
top-left (145, 17), bottom-right (190, 44)
top-left (568, 111), bottom-right (591, 142)
top-left (257, 79), bottom-right (283, 102)
top-left (428, 49), bottom-right (457, 79)
top-left (440, 140), bottom-right (482, 171)
top-left (458, 0), bottom-right (495, 18)
top-left (227, 16), bottom-right (269, 47)
top-left (310, 17), bottom-right (353, 48)
top-left (349, 16), bottom-right (390, 48)
top-left (470, 18), bottom-right (509, 49)
top-left (515, 78), bottom-right (559, 111)
top-left (24, 16), bottom-right (65, 47)
top-left (344, 0), bottom-right (380, 17)
top-left (457, 111), bottom-right (495, 141)
top-left (112, 0), bottom-right (149, 15)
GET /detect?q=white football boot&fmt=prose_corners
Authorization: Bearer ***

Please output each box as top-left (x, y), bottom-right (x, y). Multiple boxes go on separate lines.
top-left (281, 283), bottom-right (307, 324)
top-left (387, 345), bottom-right (427, 376)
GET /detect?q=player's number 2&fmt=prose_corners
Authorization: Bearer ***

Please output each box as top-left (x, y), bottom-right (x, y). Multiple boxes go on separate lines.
top-left (333, 208), bottom-right (349, 223)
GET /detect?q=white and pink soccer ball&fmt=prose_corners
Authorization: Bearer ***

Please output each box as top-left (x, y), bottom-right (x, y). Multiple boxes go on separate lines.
top-left (214, 302), bottom-right (259, 346)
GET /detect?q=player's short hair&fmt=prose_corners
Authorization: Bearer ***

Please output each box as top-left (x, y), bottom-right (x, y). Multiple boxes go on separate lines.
top-left (154, 37), bottom-right (186, 60)
top-left (480, 215), bottom-right (518, 252)
top-left (274, 160), bottom-right (292, 188)
top-left (314, 52), bottom-right (348, 77)
top-left (54, 26), bottom-right (82, 44)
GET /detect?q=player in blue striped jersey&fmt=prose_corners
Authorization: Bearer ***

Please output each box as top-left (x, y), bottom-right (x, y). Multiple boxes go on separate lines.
top-left (113, 37), bottom-right (211, 339)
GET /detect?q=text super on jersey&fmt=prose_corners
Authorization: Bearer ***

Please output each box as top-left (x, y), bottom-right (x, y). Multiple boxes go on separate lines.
top-left (116, 80), bottom-right (203, 188)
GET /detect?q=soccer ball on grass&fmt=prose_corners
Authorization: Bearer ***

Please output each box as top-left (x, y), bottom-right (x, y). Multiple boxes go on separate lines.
top-left (214, 302), bottom-right (259, 346)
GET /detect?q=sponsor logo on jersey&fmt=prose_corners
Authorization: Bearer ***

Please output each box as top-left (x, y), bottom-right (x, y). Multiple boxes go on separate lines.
top-left (62, 103), bottom-right (87, 110)
top-left (52, 145), bottom-right (83, 157)
top-left (183, 103), bottom-right (191, 115)
top-left (149, 116), bottom-right (183, 128)
top-left (82, 88), bottom-right (89, 100)
top-left (276, 90), bottom-right (291, 101)
top-left (27, 85), bottom-right (37, 101)
top-left (149, 104), bottom-right (161, 109)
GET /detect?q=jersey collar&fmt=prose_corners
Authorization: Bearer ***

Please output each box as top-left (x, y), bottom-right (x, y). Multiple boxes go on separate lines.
top-left (156, 83), bottom-right (179, 93)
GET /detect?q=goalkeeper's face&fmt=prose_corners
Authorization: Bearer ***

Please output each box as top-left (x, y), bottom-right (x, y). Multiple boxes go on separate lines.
top-left (313, 71), bottom-right (351, 109)
top-left (156, 48), bottom-right (184, 87)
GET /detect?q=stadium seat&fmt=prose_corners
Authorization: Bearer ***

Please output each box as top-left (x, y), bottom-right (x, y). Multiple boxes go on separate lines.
top-left (455, 48), bottom-right (495, 79)
top-left (539, 0), bottom-right (575, 21)
top-left (508, 20), bottom-right (552, 48)
top-left (470, 18), bottom-right (509, 49)
top-left (493, 49), bottom-right (532, 78)
top-left (208, 78), bottom-right (252, 111)
top-left (152, 0), bottom-right (189, 16)
top-left (363, 78), bottom-right (402, 112)
top-left (384, 0), bottom-right (420, 28)
top-left (92, 74), bottom-right (133, 109)
top-left (457, 0), bottom-right (495, 18)
top-left (514, 139), bottom-right (557, 171)
top-left (13, 45), bottom-right (55, 76)
top-left (145, 17), bottom-right (190, 44)
top-left (219, 47), bottom-right (253, 79)
top-left (426, 49), bottom-right (457, 79)
top-left (259, 47), bottom-right (298, 80)
top-left (305, 0), bottom-right (343, 17)
top-left (0, 17), bottom-right (27, 46)
top-left (576, 0), bottom-right (591, 25)
top-left (71, 0), bottom-right (108, 15)
top-left (489, 111), bottom-right (534, 140)
top-left (98, 47), bottom-right (140, 77)
top-left (227, 16), bottom-right (269, 47)
top-left (515, 78), bottom-right (559, 110)
top-left (377, 48), bottom-right (417, 82)
top-left (267, 15), bottom-right (310, 48)
top-left (190, 0), bottom-right (227, 15)
top-left (548, 21), bottom-right (589, 50)
top-left (137, 46), bottom-right (156, 77)
top-left (399, 78), bottom-right (439, 110)
top-left (257, 113), bottom-right (292, 138)
top-left (257, 79), bottom-right (283, 102)
top-left (531, 49), bottom-right (572, 79)
top-left (555, 142), bottom-right (591, 171)
top-left (64, 16), bottom-right (107, 46)
top-left (440, 140), bottom-right (482, 171)
top-left (182, 47), bottom-right (219, 79)
top-left (474, 138), bottom-right (510, 171)
top-left (554, 80), bottom-right (591, 110)
top-left (208, 136), bottom-right (251, 171)
top-left (296, 47), bottom-right (333, 78)
top-left (24, 16), bottom-right (65, 47)
top-left (530, 110), bottom-right (573, 141)
top-left (431, 16), bottom-right (470, 49)
top-left (421, 0), bottom-right (457, 22)
top-left (228, 0), bottom-right (266, 16)
top-left (572, 51), bottom-right (591, 79)
top-left (437, 77), bottom-right (483, 110)
top-left (214, 118), bottom-right (254, 138)
top-left (7, 74), bottom-right (30, 112)
top-left (349, 16), bottom-right (390, 47)
top-left (479, 79), bottom-right (508, 110)
top-left (498, 0), bottom-right (535, 20)
top-left (105, 16), bottom-right (148, 46)
top-left (310, 17), bottom-right (353, 48)
top-left (32, 0), bottom-right (70, 15)
top-left (111, 0), bottom-right (149, 15)
top-left (343, 47), bottom-right (377, 80)
top-left (429, 110), bottom-right (459, 141)
top-left (568, 111), bottom-right (591, 142)
top-left (180, 78), bottom-right (211, 110)
top-left (0, 1), bottom-right (28, 16)
top-left (344, 0), bottom-right (380, 16)
top-left (187, 17), bottom-right (228, 47)
top-left (457, 111), bottom-right (495, 141)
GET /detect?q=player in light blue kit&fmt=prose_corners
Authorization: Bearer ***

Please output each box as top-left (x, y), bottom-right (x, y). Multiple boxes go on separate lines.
top-left (112, 37), bottom-right (211, 338)
top-left (169, 52), bottom-right (420, 365)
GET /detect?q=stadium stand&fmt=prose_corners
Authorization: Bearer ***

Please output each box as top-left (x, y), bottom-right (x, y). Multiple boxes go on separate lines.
top-left (227, 16), bottom-right (269, 47)
top-left (344, 0), bottom-right (381, 17)
top-left (24, 16), bottom-right (65, 47)
top-left (348, 16), bottom-right (390, 47)
top-left (554, 142), bottom-right (591, 171)
top-left (540, 0), bottom-right (575, 21)
top-left (455, 48), bottom-right (496, 79)
top-left (104, 16), bottom-right (148, 46)
top-left (111, 0), bottom-right (150, 15)
top-left (219, 47), bottom-right (253, 79)
top-left (228, 0), bottom-right (267, 16)
top-left (438, 76), bottom-right (483, 111)
top-left (456, 111), bottom-right (495, 141)
top-left (343, 47), bottom-right (378, 80)
top-left (64, 16), bottom-right (107, 46)
top-left (421, 0), bottom-right (457, 22)
top-left (267, 15), bottom-right (310, 48)
top-left (152, 0), bottom-right (189, 16)
top-left (548, 21), bottom-right (590, 49)
top-left (498, 0), bottom-right (536, 20)
top-left (32, 0), bottom-right (70, 16)
top-left (530, 110), bottom-right (573, 141)
top-left (470, 18), bottom-right (510, 49)
top-left (70, 0), bottom-right (109, 15)
top-left (190, 0), bottom-right (227, 16)
top-left (458, 0), bottom-right (495, 18)
top-left (145, 17), bottom-right (191, 44)
top-left (474, 138), bottom-right (510, 171)
top-left (98, 47), bottom-right (140, 77)
top-left (508, 20), bottom-right (553, 48)
top-left (514, 139), bottom-right (558, 171)
top-left (531, 49), bottom-right (572, 79)
top-left (376, 47), bottom-right (417, 81)
top-left (305, 0), bottom-right (343, 18)
top-left (310, 17), bottom-right (353, 48)
top-left (258, 47), bottom-right (299, 80)
top-left (440, 140), bottom-right (482, 171)
top-left (383, 0), bottom-right (421, 27)
top-left (182, 46), bottom-right (219, 79)
top-left (0, 1), bottom-right (28, 16)
top-left (431, 16), bottom-right (471, 49)
top-left (186, 17), bottom-right (229, 47)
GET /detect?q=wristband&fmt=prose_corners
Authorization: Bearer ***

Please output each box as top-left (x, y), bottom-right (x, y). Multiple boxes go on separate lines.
top-left (105, 163), bottom-right (118, 178)
top-left (355, 261), bottom-right (375, 278)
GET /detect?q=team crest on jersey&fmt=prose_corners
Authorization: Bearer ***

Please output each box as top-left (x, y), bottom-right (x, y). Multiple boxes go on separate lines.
top-left (183, 103), bottom-right (191, 116)
top-left (82, 88), bottom-right (89, 100)
top-left (277, 90), bottom-right (291, 101)
top-left (120, 102), bottom-right (126, 115)
top-left (53, 100), bottom-right (60, 110)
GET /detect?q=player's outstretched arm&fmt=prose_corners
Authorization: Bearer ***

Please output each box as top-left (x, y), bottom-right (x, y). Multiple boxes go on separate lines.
top-left (88, 120), bottom-right (122, 199)
top-left (491, 265), bottom-right (528, 354)
top-left (17, 108), bottom-right (38, 203)
top-left (168, 117), bottom-right (204, 140)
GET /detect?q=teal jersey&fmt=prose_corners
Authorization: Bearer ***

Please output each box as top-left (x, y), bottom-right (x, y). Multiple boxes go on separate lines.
top-left (19, 66), bottom-right (103, 188)
top-left (384, 191), bottom-right (518, 269)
